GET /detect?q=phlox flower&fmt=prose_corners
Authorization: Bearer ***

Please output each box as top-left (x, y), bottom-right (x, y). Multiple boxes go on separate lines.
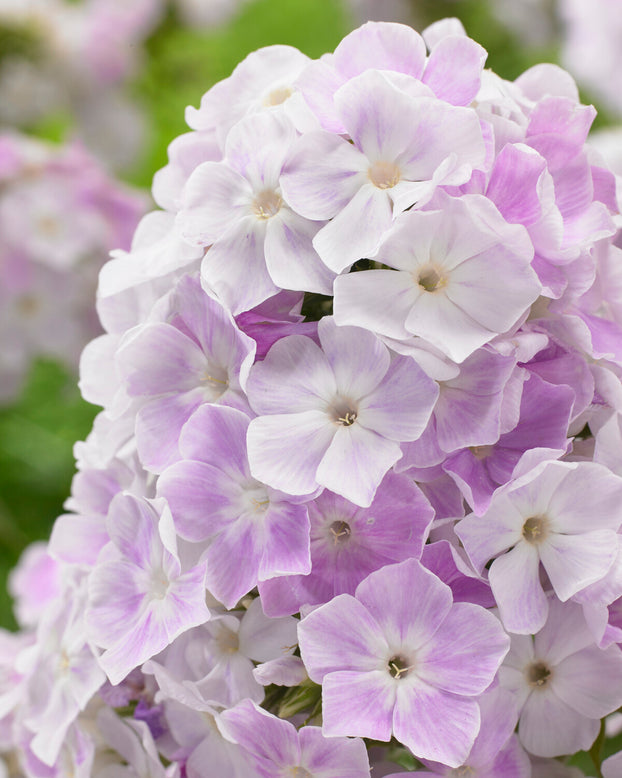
top-left (152, 129), bottom-right (221, 213)
top-left (179, 111), bottom-right (335, 313)
top-left (86, 494), bottom-right (210, 685)
top-left (144, 598), bottom-right (298, 708)
top-left (296, 20), bottom-right (487, 134)
top-left (442, 371), bottom-right (574, 514)
top-left (397, 347), bottom-right (518, 471)
top-left (49, 448), bottom-right (151, 568)
top-left (19, 578), bottom-right (105, 766)
top-left (116, 273), bottom-right (256, 471)
top-left (96, 707), bottom-right (178, 778)
top-left (157, 403), bottom-right (311, 609)
top-left (280, 69), bottom-right (486, 273)
top-left (219, 699), bottom-right (371, 777)
top-left (185, 45), bottom-right (315, 142)
top-left (8, 541), bottom-right (61, 629)
top-left (499, 598), bottom-right (622, 758)
top-left (298, 558), bottom-right (510, 768)
top-left (246, 316), bottom-right (439, 507)
top-left (151, 699), bottom-right (254, 778)
top-left (456, 459), bottom-right (622, 633)
top-left (333, 192), bottom-right (540, 363)
top-left (96, 210), bottom-right (203, 335)
top-left (259, 470), bottom-right (434, 616)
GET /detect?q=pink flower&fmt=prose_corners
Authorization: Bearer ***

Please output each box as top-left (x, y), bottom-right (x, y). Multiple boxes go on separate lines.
top-left (298, 559), bottom-right (509, 767)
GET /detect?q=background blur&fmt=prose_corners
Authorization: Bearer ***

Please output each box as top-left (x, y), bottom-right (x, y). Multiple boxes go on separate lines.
top-left (0, 0), bottom-right (619, 629)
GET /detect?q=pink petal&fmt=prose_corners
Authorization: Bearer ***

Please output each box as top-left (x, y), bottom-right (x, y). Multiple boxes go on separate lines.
top-left (418, 603), bottom-right (509, 696)
top-left (489, 542), bottom-right (549, 634)
top-left (264, 208), bottom-right (334, 295)
top-left (246, 334), bottom-right (336, 414)
top-left (247, 411), bottom-right (335, 495)
top-left (333, 269), bottom-right (416, 340)
top-left (316, 423), bottom-right (402, 507)
top-left (312, 184), bottom-right (393, 273)
top-left (423, 35), bottom-right (487, 106)
top-left (179, 162), bottom-right (252, 245)
top-left (298, 594), bottom-right (388, 680)
top-left (322, 670), bottom-right (395, 742)
top-left (553, 644), bottom-right (622, 719)
top-left (393, 679), bottom-right (480, 767)
top-left (539, 530), bottom-right (618, 601)
top-left (355, 559), bottom-right (453, 650)
top-left (518, 689), bottom-right (599, 758)
top-left (201, 218), bottom-right (279, 315)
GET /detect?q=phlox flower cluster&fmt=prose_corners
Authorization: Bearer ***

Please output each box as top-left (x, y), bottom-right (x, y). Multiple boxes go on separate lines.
top-left (4, 17), bottom-right (622, 777)
top-left (0, 132), bottom-right (147, 403)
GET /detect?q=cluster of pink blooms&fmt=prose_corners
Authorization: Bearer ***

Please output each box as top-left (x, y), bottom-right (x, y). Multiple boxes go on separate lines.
top-left (4, 17), bottom-right (622, 777)
top-left (0, 132), bottom-right (147, 403)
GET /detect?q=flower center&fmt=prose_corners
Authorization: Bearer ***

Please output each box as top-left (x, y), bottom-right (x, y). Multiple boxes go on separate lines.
top-left (417, 265), bottom-right (447, 293)
top-left (149, 568), bottom-right (170, 600)
top-left (17, 294), bottom-right (40, 316)
top-left (328, 520), bottom-right (351, 546)
top-left (252, 189), bottom-right (283, 220)
top-left (263, 86), bottom-right (293, 106)
top-left (387, 654), bottom-right (414, 679)
top-left (450, 767), bottom-right (476, 777)
top-left (215, 626), bottom-right (240, 655)
top-left (368, 160), bottom-right (401, 190)
top-left (329, 397), bottom-right (359, 427)
top-left (290, 768), bottom-right (313, 778)
top-left (199, 365), bottom-right (229, 400)
top-left (522, 516), bottom-right (549, 545)
top-left (242, 481), bottom-right (270, 516)
top-left (469, 445), bottom-right (494, 460)
top-left (526, 660), bottom-right (552, 688)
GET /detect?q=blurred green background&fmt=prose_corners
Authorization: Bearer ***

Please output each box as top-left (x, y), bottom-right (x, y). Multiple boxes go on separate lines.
top-left (0, 2), bottom-right (618, 770)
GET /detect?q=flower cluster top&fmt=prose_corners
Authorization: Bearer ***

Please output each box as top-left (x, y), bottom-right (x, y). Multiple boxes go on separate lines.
top-left (4, 18), bottom-right (622, 778)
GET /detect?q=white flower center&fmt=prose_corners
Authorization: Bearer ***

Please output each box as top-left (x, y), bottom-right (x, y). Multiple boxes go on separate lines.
top-left (289, 768), bottom-right (313, 778)
top-left (253, 189), bottom-right (283, 220)
top-left (368, 160), bottom-right (401, 189)
top-left (417, 264), bottom-right (447, 293)
top-left (522, 515), bottom-right (549, 545)
top-left (215, 626), bottom-right (239, 655)
top-left (263, 86), bottom-right (293, 106)
top-left (199, 363), bottom-right (229, 400)
top-left (241, 481), bottom-right (270, 516)
top-left (149, 568), bottom-right (170, 600)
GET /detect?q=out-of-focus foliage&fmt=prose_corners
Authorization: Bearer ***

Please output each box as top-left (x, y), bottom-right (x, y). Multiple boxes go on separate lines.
top-left (0, 360), bottom-right (98, 629)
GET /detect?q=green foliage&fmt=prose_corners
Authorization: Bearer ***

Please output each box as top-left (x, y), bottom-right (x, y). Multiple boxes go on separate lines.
top-left (0, 360), bottom-right (97, 629)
